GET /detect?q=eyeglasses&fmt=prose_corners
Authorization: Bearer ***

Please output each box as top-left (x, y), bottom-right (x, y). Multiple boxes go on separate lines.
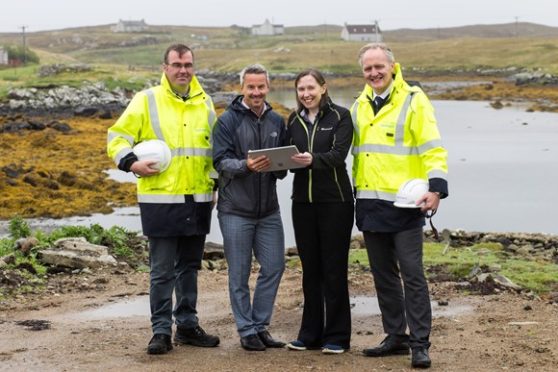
top-left (167, 62), bottom-right (193, 70)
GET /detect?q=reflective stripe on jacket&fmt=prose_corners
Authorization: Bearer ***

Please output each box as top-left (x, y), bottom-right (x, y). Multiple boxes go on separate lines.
top-left (351, 63), bottom-right (448, 201)
top-left (107, 74), bottom-right (216, 203)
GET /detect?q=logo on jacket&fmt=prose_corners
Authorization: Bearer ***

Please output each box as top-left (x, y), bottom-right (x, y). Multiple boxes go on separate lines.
top-left (269, 131), bottom-right (278, 137)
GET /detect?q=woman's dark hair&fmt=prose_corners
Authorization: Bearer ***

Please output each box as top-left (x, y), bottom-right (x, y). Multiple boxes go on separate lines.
top-left (294, 69), bottom-right (330, 112)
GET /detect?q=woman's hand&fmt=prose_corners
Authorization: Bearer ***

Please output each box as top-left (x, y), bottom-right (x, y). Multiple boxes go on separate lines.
top-left (291, 152), bottom-right (313, 166)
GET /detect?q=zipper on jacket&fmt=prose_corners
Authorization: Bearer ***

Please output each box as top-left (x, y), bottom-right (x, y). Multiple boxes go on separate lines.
top-left (257, 116), bottom-right (262, 218)
top-left (307, 115), bottom-right (320, 203)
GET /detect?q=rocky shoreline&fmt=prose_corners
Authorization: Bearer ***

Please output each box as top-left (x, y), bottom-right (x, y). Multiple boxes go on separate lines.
top-left (2, 65), bottom-right (558, 118)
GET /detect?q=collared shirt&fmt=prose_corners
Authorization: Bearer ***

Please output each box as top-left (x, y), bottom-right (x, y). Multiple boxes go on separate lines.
top-left (299, 109), bottom-right (318, 131)
top-left (372, 81), bottom-right (393, 101)
top-left (241, 99), bottom-right (268, 117)
top-left (170, 86), bottom-right (190, 101)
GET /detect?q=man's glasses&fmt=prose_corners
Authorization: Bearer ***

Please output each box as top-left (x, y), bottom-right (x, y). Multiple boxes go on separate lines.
top-left (167, 63), bottom-right (193, 69)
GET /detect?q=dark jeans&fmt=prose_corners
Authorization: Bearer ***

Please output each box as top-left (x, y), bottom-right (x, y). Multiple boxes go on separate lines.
top-left (363, 228), bottom-right (431, 349)
top-left (149, 235), bottom-right (206, 336)
top-left (292, 202), bottom-right (353, 349)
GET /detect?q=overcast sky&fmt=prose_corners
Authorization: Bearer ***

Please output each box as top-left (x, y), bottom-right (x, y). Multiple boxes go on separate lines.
top-left (1, 0), bottom-right (556, 33)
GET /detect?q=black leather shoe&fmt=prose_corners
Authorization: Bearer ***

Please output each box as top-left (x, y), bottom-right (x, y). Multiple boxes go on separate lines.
top-left (240, 334), bottom-right (266, 351)
top-left (258, 330), bottom-right (286, 348)
top-left (362, 335), bottom-right (410, 357)
top-left (412, 347), bottom-right (431, 368)
top-left (174, 325), bottom-right (220, 347)
top-left (147, 334), bottom-right (173, 355)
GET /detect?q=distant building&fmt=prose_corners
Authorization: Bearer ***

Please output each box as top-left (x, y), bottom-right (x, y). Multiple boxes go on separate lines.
top-left (251, 19), bottom-right (284, 36)
top-left (0, 47), bottom-right (8, 65)
top-left (111, 19), bottom-right (149, 33)
top-left (341, 22), bottom-right (382, 42)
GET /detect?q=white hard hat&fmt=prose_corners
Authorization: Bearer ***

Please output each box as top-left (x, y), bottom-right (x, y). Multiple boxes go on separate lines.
top-left (393, 179), bottom-right (429, 208)
top-left (133, 139), bottom-right (172, 172)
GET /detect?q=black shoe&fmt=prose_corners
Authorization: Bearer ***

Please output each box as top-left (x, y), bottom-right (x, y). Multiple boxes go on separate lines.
top-left (257, 330), bottom-right (286, 348)
top-left (174, 325), bottom-right (220, 347)
top-left (147, 334), bottom-right (173, 355)
top-left (240, 334), bottom-right (266, 351)
top-left (412, 347), bottom-right (431, 368)
top-left (362, 335), bottom-right (410, 357)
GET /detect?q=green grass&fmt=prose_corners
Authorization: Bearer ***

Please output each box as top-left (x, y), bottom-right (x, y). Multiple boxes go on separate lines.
top-left (349, 243), bottom-right (558, 294)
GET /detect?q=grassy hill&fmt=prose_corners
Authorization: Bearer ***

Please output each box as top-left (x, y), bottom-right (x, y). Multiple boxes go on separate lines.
top-left (1, 22), bottom-right (558, 95)
top-left (384, 22), bottom-right (558, 41)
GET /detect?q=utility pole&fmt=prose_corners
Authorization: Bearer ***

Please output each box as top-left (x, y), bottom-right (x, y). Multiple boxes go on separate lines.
top-left (374, 20), bottom-right (380, 42)
top-left (20, 25), bottom-right (27, 65)
top-left (514, 16), bottom-right (519, 37)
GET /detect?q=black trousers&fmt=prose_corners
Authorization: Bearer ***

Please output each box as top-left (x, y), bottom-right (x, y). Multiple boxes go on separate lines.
top-left (292, 201), bottom-right (354, 349)
top-left (148, 235), bottom-right (206, 335)
top-left (363, 228), bottom-right (431, 349)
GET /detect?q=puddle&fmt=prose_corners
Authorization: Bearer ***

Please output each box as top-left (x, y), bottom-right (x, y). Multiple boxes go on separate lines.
top-left (351, 296), bottom-right (474, 318)
top-left (0, 207), bottom-right (143, 237)
top-left (66, 294), bottom-right (473, 322)
top-left (67, 296), bottom-right (150, 320)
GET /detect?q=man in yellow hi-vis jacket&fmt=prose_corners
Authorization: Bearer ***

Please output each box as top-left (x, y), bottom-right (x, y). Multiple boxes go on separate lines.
top-left (107, 44), bottom-right (219, 355)
top-left (351, 43), bottom-right (448, 369)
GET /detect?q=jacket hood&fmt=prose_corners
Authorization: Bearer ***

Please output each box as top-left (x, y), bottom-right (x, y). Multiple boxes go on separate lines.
top-left (357, 62), bottom-right (409, 103)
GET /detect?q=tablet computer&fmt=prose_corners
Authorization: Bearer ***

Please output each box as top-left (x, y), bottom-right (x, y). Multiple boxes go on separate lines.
top-left (247, 145), bottom-right (306, 172)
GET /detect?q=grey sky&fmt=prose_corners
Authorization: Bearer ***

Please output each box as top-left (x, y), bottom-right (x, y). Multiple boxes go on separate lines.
top-left (1, 0), bottom-right (555, 33)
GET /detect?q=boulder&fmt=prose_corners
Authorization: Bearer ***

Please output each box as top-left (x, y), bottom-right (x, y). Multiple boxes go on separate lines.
top-left (38, 237), bottom-right (117, 269)
top-left (203, 242), bottom-right (225, 260)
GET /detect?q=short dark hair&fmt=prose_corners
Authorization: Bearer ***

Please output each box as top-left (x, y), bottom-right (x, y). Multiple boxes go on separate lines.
top-left (239, 64), bottom-right (270, 86)
top-left (164, 44), bottom-right (194, 64)
top-left (294, 69), bottom-right (330, 112)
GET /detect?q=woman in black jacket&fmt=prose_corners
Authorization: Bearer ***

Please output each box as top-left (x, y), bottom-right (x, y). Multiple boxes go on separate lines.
top-left (286, 69), bottom-right (354, 354)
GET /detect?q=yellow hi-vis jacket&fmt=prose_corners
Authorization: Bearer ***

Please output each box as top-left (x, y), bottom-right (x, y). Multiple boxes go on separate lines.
top-left (351, 63), bottom-right (448, 201)
top-left (107, 74), bottom-right (216, 203)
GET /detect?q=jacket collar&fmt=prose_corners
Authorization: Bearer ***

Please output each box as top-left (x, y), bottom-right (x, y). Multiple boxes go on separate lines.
top-left (229, 94), bottom-right (273, 116)
top-left (160, 73), bottom-right (205, 102)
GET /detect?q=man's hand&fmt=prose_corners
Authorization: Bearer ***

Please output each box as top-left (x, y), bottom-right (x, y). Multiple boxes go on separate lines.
top-left (247, 154), bottom-right (271, 172)
top-left (417, 192), bottom-right (441, 213)
top-left (130, 159), bottom-right (160, 177)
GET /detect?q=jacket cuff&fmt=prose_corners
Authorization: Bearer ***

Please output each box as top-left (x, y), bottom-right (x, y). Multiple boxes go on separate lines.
top-left (118, 152), bottom-right (139, 172)
top-left (429, 177), bottom-right (448, 199)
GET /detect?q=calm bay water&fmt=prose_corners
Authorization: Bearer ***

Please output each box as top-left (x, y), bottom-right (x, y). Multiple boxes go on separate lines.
top-left (1, 94), bottom-right (556, 245)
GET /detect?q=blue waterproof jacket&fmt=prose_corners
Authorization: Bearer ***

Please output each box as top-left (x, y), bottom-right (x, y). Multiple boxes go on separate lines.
top-left (213, 95), bottom-right (287, 218)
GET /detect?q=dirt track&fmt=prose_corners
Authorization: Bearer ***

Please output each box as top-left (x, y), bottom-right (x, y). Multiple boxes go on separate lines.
top-left (0, 267), bottom-right (557, 371)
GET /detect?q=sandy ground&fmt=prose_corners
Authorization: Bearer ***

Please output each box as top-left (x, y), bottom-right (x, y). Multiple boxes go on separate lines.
top-left (0, 267), bottom-right (557, 372)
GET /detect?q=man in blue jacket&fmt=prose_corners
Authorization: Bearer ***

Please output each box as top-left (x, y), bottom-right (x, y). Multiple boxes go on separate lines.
top-left (212, 64), bottom-right (287, 351)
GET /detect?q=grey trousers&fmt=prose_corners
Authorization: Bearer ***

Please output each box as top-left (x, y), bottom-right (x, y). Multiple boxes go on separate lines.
top-left (363, 228), bottom-right (432, 349)
top-left (218, 211), bottom-right (285, 337)
top-left (149, 235), bottom-right (205, 336)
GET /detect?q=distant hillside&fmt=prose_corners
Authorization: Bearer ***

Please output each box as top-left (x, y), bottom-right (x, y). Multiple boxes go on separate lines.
top-left (383, 22), bottom-right (558, 42)
top-left (2, 22), bottom-right (558, 76)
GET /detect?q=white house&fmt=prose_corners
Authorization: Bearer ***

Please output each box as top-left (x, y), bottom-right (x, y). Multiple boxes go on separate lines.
top-left (111, 19), bottom-right (149, 33)
top-left (251, 19), bottom-right (284, 36)
top-left (0, 47), bottom-right (8, 65)
top-left (341, 22), bottom-right (382, 42)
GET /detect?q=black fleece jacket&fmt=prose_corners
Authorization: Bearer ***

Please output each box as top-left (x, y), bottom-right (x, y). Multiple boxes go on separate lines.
top-left (286, 100), bottom-right (354, 203)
